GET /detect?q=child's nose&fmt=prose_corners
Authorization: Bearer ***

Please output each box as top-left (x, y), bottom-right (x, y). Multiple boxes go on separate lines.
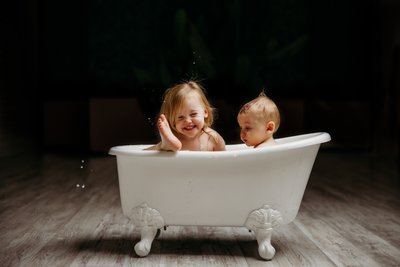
top-left (183, 117), bottom-right (192, 123)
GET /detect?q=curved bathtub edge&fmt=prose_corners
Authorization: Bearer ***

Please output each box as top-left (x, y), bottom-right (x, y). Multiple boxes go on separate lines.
top-left (108, 132), bottom-right (331, 157)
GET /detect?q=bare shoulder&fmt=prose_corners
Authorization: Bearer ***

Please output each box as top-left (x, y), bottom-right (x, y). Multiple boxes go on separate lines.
top-left (204, 128), bottom-right (226, 151)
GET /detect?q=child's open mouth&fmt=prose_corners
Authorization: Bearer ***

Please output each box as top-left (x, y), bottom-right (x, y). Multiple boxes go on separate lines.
top-left (184, 125), bottom-right (196, 131)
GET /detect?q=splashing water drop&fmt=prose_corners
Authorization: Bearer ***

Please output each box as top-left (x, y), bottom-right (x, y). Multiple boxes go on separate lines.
top-left (147, 117), bottom-right (154, 126)
top-left (193, 61), bottom-right (196, 65)
top-left (78, 159), bottom-right (87, 189)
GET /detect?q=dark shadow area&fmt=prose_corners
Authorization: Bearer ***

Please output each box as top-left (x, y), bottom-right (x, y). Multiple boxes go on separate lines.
top-left (70, 236), bottom-right (261, 259)
top-left (71, 237), bottom-right (136, 257)
top-left (1, 0), bottom-right (399, 159)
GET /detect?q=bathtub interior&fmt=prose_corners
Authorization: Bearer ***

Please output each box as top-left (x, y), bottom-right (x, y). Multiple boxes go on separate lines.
top-left (111, 133), bottom-right (331, 227)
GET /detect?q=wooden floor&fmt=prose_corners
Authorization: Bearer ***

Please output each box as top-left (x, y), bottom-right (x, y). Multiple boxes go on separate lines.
top-left (1, 150), bottom-right (400, 266)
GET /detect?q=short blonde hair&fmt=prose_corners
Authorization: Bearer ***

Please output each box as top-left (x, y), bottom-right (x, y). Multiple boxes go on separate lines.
top-left (160, 81), bottom-right (214, 134)
top-left (238, 91), bottom-right (280, 132)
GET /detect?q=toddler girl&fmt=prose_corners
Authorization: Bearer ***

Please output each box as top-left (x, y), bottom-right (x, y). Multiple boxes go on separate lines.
top-left (148, 81), bottom-right (225, 151)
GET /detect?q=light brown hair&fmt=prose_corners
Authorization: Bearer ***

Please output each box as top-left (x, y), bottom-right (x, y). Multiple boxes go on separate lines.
top-left (160, 81), bottom-right (215, 134)
top-left (238, 91), bottom-right (280, 132)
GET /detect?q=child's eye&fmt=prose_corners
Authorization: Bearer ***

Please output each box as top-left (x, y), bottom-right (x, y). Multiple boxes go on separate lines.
top-left (190, 113), bottom-right (198, 117)
top-left (178, 116), bottom-right (185, 120)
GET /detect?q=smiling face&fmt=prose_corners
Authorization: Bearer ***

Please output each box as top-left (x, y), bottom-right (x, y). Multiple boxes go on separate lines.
top-left (160, 81), bottom-right (214, 137)
top-left (173, 92), bottom-right (208, 139)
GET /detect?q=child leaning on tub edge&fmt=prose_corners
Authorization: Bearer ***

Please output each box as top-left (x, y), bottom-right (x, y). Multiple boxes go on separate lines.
top-left (237, 91), bottom-right (280, 148)
top-left (146, 80), bottom-right (226, 151)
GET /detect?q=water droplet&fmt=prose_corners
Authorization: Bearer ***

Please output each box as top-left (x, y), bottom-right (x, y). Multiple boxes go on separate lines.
top-left (81, 160), bottom-right (85, 163)
top-left (193, 61), bottom-right (196, 65)
top-left (81, 184), bottom-right (85, 189)
top-left (76, 184), bottom-right (80, 187)
top-left (147, 117), bottom-right (154, 126)
top-left (80, 166), bottom-right (83, 169)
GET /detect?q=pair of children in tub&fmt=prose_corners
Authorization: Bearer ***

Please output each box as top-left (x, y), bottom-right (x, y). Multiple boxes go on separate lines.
top-left (147, 80), bottom-right (280, 151)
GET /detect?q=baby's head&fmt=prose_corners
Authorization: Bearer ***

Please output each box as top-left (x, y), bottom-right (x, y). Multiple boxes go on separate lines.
top-left (160, 81), bottom-right (214, 134)
top-left (237, 92), bottom-right (280, 147)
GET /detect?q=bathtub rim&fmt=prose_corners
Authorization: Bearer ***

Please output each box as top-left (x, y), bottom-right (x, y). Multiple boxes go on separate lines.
top-left (109, 132), bottom-right (331, 158)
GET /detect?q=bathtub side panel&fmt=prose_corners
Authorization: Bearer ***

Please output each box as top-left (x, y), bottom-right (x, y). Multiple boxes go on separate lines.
top-left (115, 145), bottom-right (320, 226)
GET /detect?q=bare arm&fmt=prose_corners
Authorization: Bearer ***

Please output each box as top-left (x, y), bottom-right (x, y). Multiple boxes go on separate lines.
top-left (207, 129), bottom-right (226, 151)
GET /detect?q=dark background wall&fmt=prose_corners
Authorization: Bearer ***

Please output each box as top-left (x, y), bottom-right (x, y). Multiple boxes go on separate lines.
top-left (1, 0), bottom-right (399, 157)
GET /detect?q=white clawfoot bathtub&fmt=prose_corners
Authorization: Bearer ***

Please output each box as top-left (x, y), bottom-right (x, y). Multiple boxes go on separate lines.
top-left (109, 132), bottom-right (331, 260)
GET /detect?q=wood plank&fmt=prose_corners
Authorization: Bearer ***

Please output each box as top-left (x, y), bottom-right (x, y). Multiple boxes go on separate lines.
top-left (157, 225), bottom-right (249, 266)
top-left (1, 152), bottom-right (400, 266)
top-left (7, 157), bottom-right (120, 267)
top-left (295, 209), bottom-right (381, 267)
top-left (299, 186), bottom-right (400, 266)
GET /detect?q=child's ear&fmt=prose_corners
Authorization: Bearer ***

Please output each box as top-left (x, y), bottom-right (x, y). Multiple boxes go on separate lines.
top-left (204, 109), bottom-right (209, 118)
top-left (266, 121), bottom-right (275, 133)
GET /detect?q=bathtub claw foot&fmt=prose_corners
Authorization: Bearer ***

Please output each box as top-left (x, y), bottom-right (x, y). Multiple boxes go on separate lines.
top-left (129, 203), bottom-right (165, 257)
top-left (134, 226), bottom-right (158, 257)
top-left (245, 205), bottom-right (282, 260)
top-left (255, 228), bottom-right (275, 260)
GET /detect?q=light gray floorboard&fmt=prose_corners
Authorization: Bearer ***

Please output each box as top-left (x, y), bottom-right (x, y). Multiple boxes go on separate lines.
top-left (1, 152), bottom-right (399, 266)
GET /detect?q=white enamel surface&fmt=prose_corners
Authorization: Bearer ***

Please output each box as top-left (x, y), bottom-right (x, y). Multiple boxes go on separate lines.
top-left (110, 132), bottom-right (330, 227)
